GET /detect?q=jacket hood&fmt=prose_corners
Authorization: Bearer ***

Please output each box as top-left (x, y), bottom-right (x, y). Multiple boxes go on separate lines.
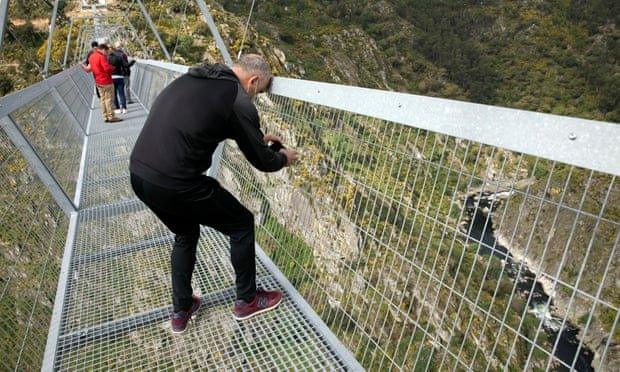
top-left (187, 63), bottom-right (239, 83)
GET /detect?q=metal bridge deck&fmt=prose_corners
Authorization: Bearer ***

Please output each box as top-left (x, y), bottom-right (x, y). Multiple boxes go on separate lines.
top-left (52, 100), bottom-right (354, 370)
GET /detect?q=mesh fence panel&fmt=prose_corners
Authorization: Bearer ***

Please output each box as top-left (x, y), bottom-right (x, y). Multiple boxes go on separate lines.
top-left (216, 92), bottom-right (619, 371)
top-left (9, 89), bottom-right (84, 200)
top-left (131, 63), bottom-right (181, 110)
top-left (0, 128), bottom-right (69, 371)
top-left (52, 76), bottom-right (90, 132)
top-left (70, 68), bottom-right (96, 109)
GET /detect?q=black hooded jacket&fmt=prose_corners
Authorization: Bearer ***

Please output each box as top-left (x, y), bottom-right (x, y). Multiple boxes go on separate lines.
top-left (129, 64), bottom-right (286, 189)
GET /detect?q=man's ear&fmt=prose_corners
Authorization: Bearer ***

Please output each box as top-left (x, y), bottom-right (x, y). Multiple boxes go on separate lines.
top-left (250, 75), bottom-right (259, 86)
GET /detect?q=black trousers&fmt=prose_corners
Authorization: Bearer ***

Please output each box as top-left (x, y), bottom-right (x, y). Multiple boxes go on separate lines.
top-left (130, 173), bottom-right (257, 311)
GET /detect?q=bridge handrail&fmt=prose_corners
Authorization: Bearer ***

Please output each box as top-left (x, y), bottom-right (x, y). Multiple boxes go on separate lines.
top-left (135, 59), bottom-right (619, 176)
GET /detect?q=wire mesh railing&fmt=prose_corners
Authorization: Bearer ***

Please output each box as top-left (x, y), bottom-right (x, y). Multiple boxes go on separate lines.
top-left (131, 61), bottom-right (185, 110)
top-left (0, 127), bottom-right (70, 371)
top-left (1, 66), bottom-right (93, 201)
top-left (135, 60), bottom-right (619, 371)
top-left (0, 63), bottom-right (94, 370)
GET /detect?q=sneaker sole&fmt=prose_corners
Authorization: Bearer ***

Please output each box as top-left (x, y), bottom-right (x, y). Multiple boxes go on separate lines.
top-left (171, 324), bottom-right (189, 334)
top-left (172, 298), bottom-right (202, 334)
top-left (233, 296), bottom-right (283, 321)
top-left (191, 302), bottom-right (202, 320)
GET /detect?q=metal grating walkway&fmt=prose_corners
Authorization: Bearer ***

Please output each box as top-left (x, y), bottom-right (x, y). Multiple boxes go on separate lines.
top-left (51, 99), bottom-right (358, 370)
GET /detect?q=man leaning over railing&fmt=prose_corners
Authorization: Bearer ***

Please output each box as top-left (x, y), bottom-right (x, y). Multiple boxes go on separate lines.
top-left (129, 54), bottom-right (298, 334)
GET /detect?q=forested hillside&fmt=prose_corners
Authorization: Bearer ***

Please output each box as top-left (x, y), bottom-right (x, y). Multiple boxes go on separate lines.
top-left (2, 1), bottom-right (618, 123)
top-left (0, 0), bottom-right (72, 94)
top-left (221, 0), bottom-right (619, 122)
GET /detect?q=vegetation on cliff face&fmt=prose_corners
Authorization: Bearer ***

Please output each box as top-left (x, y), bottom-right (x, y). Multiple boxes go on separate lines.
top-left (220, 0), bottom-right (618, 122)
top-left (0, 1), bottom-right (76, 94)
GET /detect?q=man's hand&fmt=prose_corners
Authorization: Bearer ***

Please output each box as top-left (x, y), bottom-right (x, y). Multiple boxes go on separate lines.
top-left (279, 148), bottom-right (298, 166)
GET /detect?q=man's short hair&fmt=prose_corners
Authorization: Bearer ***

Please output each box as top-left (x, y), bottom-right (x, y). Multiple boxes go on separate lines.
top-left (98, 44), bottom-right (109, 51)
top-left (91, 41), bottom-right (99, 48)
top-left (234, 54), bottom-right (272, 86)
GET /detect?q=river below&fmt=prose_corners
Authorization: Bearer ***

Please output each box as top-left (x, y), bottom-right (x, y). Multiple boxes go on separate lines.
top-left (464, 191), bottom-right (594, 371)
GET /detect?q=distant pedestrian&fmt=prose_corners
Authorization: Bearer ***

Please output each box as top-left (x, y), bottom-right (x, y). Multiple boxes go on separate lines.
top-left (84, 44), bottom-right (122, 123)
top-left (108, 45), bottom-right (128, 114)
top-left (82, 40), bottom-right (100, 98)
top-left (114, 41), bottom-right (136, 103)
top-left (83, 40), bottom-right (98, 66)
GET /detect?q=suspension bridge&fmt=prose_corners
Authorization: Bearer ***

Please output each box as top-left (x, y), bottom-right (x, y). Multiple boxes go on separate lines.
top-left (0, 1), bottom-right (618, 371)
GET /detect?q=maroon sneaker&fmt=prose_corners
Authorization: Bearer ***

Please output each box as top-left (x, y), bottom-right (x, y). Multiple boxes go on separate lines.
top-left (171, 294), bottom-right (202, 334)
top-left (233, 288), bottom-right (283, 321)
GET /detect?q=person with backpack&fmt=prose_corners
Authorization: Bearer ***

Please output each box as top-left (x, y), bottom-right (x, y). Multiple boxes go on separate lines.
top-left (114, 42), bottom-right (136, 103)
top-left (108, 45), bottom-right (128, 114)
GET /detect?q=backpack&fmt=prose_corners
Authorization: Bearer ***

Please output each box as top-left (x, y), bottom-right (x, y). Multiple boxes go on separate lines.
top-left (108, 51), bottom-right (129, 75)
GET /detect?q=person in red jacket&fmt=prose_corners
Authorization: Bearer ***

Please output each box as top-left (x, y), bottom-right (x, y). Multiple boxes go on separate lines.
top-left (83, 44), bottom-right (122, 123)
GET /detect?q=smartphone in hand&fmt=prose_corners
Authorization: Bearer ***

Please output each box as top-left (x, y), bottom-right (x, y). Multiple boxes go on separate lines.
top-left (269, 141), bottom-right (285, 152)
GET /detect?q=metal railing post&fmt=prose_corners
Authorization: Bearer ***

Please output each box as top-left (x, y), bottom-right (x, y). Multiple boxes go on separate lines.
top-left (0, 0), bottom-right (9, 51)
top-left (195, 0), bottom-right (233, 66)
top-left (92, 4), bottom-right (99, 40)
top-left (43, 0), bottom-right (61, 77)
top-left (77, 26), bottom-right (91, 62)
top-left (135, 0), bottom-right (171, 60)
top-left (73, 25), bottom-right (84, 63)
top-left (62, 18), bottom-right (74, 68)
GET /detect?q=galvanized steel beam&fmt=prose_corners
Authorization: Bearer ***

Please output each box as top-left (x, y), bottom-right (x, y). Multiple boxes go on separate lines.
top-left (41, 212), bottom-right (79, 372)
top-left (0, 0), bottom-right (9, 51)
top-left (62, 18), bottom-right (74, 68)
top-left (195, 0), bottom-right (233, 66)
top-left (135, 0), bottom-right (170, 60)
top-left (73, 235), bottom-right (174, 265)
top-left (43, 0), bottom-right (61, 77)
top-left (270, 77), bottom-right (620, 176)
